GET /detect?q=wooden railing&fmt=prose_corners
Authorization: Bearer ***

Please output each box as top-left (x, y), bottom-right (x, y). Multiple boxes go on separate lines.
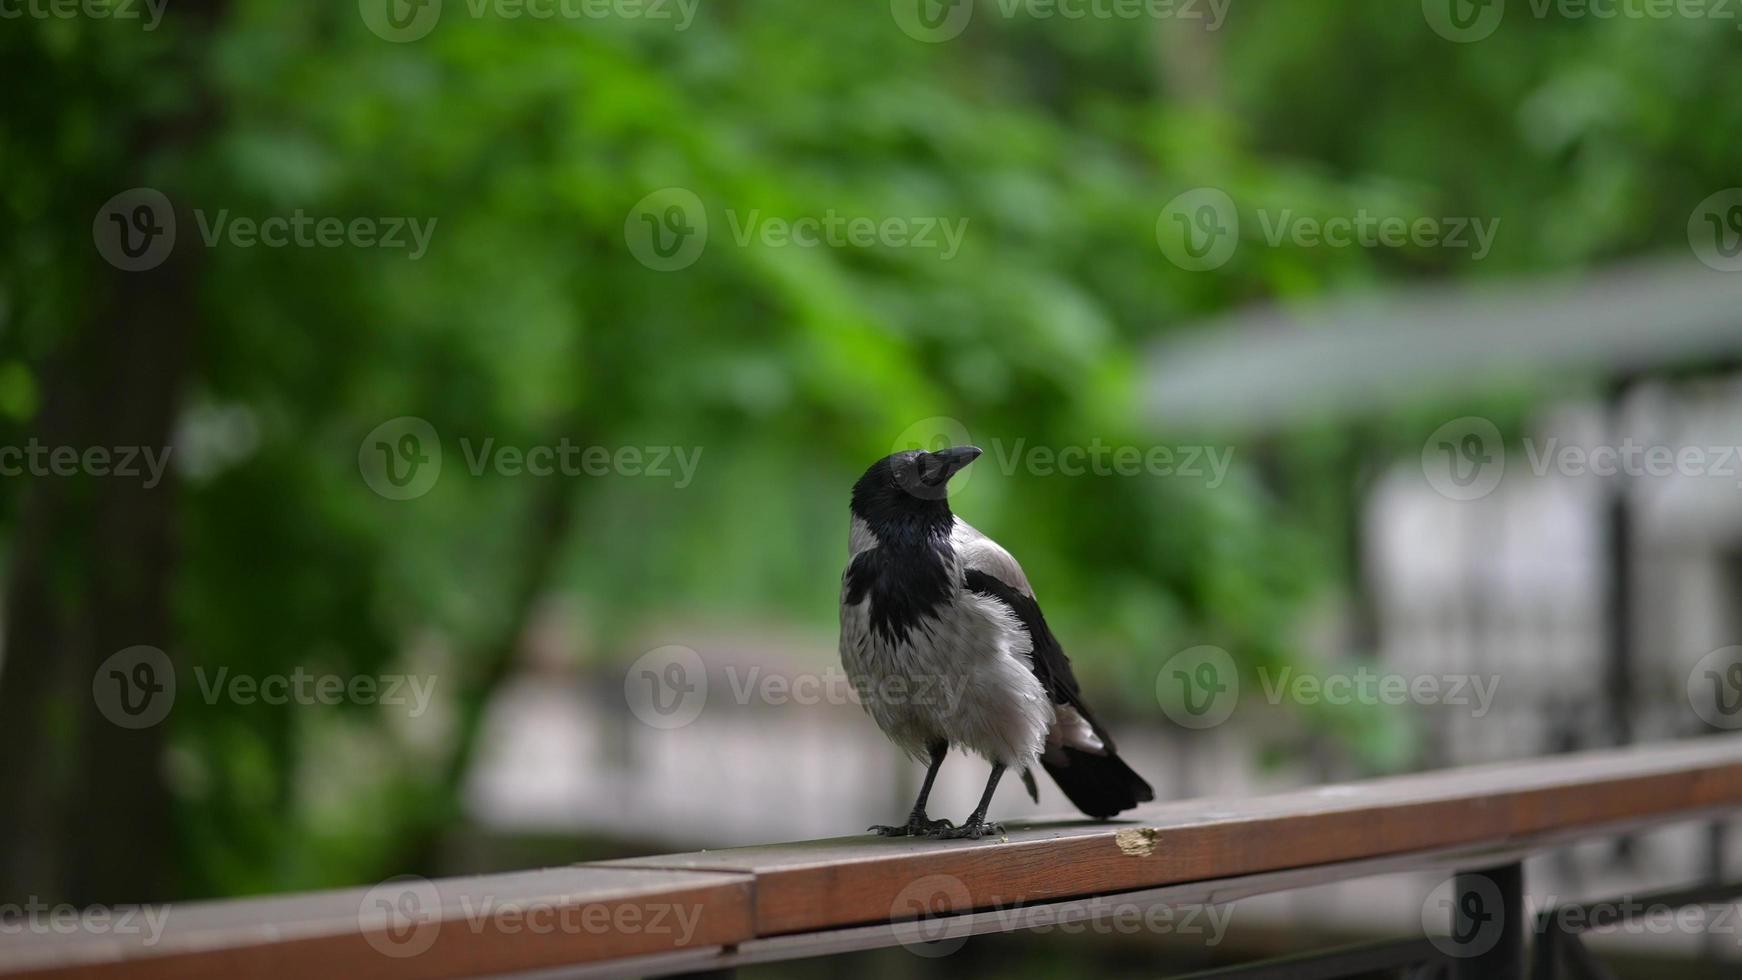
top-left (6, 737), bottom-right (1742, 979)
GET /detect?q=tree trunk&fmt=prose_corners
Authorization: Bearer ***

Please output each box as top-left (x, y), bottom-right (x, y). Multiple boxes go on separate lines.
top-left (0, 2), bottom-right (227, 905)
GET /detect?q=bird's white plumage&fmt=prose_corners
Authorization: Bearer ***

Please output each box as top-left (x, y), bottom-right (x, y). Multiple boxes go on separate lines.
top-left (950, 518), bottom-right (1107, 757)
top-left (839, 517), bottom-right (1059, 768)
top-left (848, 515), bottom-right (879, 558)
top-left (1045, 703), bottom-right (1104, 758)
top-left (949, 518), bottom-right (1033, 596)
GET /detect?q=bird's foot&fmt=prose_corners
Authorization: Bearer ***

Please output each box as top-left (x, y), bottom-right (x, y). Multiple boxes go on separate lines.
top-left (870, 816), bottom-right (955, 837)
top-left (936, 818), bottom-right (1004, 840)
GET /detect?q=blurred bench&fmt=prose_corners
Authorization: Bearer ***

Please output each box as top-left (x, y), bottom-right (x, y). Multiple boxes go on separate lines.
top-left (5, 737), bottom-right (1742, 980)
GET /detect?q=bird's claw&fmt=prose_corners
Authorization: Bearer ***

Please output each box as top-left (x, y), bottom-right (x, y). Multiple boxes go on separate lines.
top-left (870, 816), bottom-right (955, 837)
top-left (937, 819), bottom-right (1004, 840)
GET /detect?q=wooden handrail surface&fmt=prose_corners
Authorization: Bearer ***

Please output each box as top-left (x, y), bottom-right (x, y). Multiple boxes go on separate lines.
top-left (5, 737), bottom-right (1741, 979)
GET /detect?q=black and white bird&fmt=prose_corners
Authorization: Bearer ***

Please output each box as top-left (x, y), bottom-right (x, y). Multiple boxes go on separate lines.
top-left (839, 446), bottom-right (1154, 839)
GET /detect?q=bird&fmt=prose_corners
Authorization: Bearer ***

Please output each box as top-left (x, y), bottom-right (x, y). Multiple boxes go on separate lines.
top-left (838, 445), bottom-right (1154, 839)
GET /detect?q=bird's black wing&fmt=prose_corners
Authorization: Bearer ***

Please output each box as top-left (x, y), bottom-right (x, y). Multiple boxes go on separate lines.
top-left (956, 521), bottom-right (1154, 818)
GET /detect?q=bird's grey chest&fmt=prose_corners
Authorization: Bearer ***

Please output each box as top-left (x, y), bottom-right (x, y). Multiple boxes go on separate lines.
top-left (841, 582), bottom-right (985, 682)
top-left (838, 527), bottom-right (972, 686)
top-left (839, 574), bottom-right (998, 756)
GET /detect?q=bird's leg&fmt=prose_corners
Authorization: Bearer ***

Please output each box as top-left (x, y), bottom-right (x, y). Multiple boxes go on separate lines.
top-left (871, 741), bottom-right (955, 837)
top-left (939, 764), bottom-right (1007, 839)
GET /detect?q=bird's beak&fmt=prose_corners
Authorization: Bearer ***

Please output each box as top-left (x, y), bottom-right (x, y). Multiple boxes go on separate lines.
top-left (926, 445), bottom-right (983, 483)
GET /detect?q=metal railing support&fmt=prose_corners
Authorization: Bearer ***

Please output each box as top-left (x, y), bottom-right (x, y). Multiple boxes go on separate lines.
top-left (1453, 862), bottom-right (1526, 980)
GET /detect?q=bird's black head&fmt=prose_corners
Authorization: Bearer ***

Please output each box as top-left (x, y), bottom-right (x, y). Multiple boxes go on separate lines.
top-left (849, 446), bottom-right (982, 532)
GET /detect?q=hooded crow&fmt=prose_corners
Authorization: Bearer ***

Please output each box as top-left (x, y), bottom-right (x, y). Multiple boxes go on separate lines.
top-left (840, 446), bottom-right (1154, 839)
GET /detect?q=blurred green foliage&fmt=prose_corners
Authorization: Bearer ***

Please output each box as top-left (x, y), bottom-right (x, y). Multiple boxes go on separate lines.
top-left (2, 0), bottom-right (1738, 899)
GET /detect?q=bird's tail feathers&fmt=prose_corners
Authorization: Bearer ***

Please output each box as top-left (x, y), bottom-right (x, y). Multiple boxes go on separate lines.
top-left (1042, 748), bottom-right (1154, 819)
top-left (1020, 767), bottom-right (1039, 804)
